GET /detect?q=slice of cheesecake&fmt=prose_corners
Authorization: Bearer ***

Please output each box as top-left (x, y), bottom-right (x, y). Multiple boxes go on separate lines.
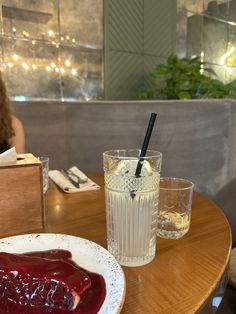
top-left (0, 252), bottom-right (91, 311)
top-left (22, 248), bottom-right (73, 260)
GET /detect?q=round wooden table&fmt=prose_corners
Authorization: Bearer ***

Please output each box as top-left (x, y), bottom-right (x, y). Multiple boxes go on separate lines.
top-left (45, 173), bottom-right (232, 314)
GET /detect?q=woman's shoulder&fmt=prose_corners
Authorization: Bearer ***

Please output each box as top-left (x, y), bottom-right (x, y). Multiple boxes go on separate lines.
top-left (10, 114), bottom-right (25, 153)
top-left (11, 115), bottom-right (24, 131)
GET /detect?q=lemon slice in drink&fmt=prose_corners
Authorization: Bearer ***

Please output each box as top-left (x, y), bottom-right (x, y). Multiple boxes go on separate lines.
top-left (114, 159), bottom-right (153, 176)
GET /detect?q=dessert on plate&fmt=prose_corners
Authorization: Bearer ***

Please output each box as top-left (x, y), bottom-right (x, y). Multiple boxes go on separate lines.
top-left (0, 249), bottom-right (106, 314)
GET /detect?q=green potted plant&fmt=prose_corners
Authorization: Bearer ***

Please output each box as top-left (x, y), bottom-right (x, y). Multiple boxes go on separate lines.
top-left (139, 54), bottom-right (236, 100)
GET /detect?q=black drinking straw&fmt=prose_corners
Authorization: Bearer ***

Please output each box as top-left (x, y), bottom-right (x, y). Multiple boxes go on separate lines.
top-left (135, 113), bottom-right (157, 177)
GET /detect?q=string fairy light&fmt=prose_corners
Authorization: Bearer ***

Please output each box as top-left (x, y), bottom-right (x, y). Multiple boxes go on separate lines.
top-left (22, 62), bottom-right (29, 70)
top-left (46, 65), bottom-right (51, 72)
top-left (3, 27), bottom-right (82, 77)
top-left (48, 30), bottom-right (55, 37)
top-left (65, 60), bottom-right (71, 67)
top-left (13, 54), bottom-right (19, 61)
top-left (71, 69), bottom-right (77, 76)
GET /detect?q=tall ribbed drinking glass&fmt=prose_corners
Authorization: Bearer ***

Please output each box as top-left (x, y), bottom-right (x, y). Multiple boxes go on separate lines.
top-left (103, 149), bottom-right (162, 267)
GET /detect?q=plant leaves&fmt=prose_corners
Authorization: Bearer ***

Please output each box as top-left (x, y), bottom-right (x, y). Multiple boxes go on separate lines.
top-left (137, 54), bottom-right (236, 100)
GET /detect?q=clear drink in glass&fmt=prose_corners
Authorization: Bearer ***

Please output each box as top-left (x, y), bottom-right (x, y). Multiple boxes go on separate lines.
top-left (103, 149), bottom-right (162, 267)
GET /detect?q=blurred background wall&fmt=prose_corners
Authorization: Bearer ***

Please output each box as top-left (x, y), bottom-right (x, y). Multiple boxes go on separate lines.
top-left (0, 0), bottom-right (235, 101)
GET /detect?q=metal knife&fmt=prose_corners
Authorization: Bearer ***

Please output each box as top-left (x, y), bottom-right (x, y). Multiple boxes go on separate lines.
top-left (61, 170), bottom-right (80, 188)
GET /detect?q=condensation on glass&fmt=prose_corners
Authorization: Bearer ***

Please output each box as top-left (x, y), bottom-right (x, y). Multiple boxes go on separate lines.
top-left (0, 0), bottom-right (103, 101)
top-left (176, 0), bottom-right (236, 84)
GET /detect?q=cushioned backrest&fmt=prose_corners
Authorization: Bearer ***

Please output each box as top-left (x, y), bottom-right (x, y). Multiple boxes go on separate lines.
top-left (14, 99), bottom-right (236, 198)
top-left (214, 178), bottom-right (236, 246)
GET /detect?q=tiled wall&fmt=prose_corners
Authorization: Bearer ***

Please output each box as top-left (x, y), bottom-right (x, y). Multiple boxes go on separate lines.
top-left (104, 0), bottom-right (176, 100)
top-left (177, 0), bottom-right (236, 83)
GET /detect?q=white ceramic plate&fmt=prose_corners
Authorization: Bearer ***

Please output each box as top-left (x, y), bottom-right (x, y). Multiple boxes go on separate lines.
top-left (0, 233), bottom-right (126, 314)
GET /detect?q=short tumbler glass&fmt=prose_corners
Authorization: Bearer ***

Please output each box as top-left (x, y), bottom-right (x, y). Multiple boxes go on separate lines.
top-left (156, 177), bottom-right (194, 239)
top-left (103, 149), bottom-right (162, 267)
top-left (38, 157), bottom-right (49, 193)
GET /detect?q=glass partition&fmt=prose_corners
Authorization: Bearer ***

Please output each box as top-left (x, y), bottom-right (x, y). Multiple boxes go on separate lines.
top-left (177, 0), bottom-right (236, 84)
top-left (0, 0), bottom-right (103, 101)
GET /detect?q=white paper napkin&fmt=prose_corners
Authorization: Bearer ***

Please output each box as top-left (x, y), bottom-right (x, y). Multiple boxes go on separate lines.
top-left (49, 166), bottom-right (100, 193)
top-left (0, 147), bottom-right (17, 164)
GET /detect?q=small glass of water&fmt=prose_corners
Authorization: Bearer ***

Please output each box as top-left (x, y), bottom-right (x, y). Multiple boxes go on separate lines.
top-left (157, 177), bottom-right (194, 239)
top-left (37, 157), bottom-right (49, 193)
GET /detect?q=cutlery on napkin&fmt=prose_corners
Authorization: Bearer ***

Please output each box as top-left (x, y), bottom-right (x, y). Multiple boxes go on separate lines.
top-left (0, 147), bottom-right (17, 164)
top-left (49, 166), bottom-right (100, 193)
top-left (61, 170), bottom-right (81, 188)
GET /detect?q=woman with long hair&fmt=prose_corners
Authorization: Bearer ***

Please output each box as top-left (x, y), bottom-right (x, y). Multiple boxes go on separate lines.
top-left (0, 72), bottom-right (25, 153)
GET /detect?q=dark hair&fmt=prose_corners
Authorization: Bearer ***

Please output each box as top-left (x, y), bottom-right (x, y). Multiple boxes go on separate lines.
top-left (0, 72), bottom-right (15, 143)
